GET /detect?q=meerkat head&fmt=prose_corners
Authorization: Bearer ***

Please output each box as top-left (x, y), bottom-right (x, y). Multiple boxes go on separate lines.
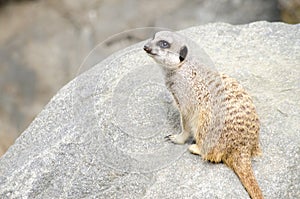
top-left (143, 31), bottom-right (188, 70)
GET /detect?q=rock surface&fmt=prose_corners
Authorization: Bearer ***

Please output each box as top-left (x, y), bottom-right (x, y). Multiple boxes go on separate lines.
top-left (0, 0), bottom-right (281, 156)
top-left (0, 22), bottom-right (299, 198)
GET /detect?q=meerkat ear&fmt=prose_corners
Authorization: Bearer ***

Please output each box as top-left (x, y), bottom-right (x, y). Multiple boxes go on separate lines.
top-left (179, 46), bottom-right (188, 62)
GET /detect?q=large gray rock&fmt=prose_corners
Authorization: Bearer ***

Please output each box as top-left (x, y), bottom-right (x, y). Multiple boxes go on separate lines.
top-left (0, 22), bottom-right (299, 198)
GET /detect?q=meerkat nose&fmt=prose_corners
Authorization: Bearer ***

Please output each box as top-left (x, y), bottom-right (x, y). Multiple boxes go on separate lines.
top-left (143, 45), bottom-right (152, 53)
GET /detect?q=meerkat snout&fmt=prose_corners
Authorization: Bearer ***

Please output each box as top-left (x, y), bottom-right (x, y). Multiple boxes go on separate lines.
top-left (143, 45), bottom-right (152, 54)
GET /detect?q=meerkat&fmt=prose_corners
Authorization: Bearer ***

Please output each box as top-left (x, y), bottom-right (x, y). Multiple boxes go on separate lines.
top-left (143, 31), bottom-right (263, 199)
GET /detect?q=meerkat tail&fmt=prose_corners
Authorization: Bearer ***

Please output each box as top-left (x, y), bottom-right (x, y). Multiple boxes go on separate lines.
top-left (222, 153), bottom-right (264, 199)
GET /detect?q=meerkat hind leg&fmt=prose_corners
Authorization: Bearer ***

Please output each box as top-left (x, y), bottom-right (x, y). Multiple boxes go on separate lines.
top-left (188, 144), bottom-right (201, 155)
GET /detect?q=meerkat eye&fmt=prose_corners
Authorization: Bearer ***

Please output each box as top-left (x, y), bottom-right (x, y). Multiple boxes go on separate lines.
top-left (157, 40), bottom-right (170, 49)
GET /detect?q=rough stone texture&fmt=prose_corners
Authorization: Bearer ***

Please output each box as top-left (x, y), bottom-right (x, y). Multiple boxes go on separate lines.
top-left (0, 0), bottom-right (281, 156)
top-left (0, 22), bottom-right (299, 199)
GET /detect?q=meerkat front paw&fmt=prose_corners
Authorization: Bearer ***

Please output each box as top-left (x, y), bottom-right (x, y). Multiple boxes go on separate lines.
top-left (165, 134), bottom-right (185, 144)
top-left (165, 132), bottom-right (189, 145)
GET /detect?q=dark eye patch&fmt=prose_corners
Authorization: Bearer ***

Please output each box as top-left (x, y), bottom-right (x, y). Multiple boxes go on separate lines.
top-left (157, 40), bottom-right (170, 49)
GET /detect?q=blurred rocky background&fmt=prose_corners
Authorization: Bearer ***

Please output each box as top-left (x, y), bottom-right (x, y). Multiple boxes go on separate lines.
top-left (0, 0), bottom-right (296, 156)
